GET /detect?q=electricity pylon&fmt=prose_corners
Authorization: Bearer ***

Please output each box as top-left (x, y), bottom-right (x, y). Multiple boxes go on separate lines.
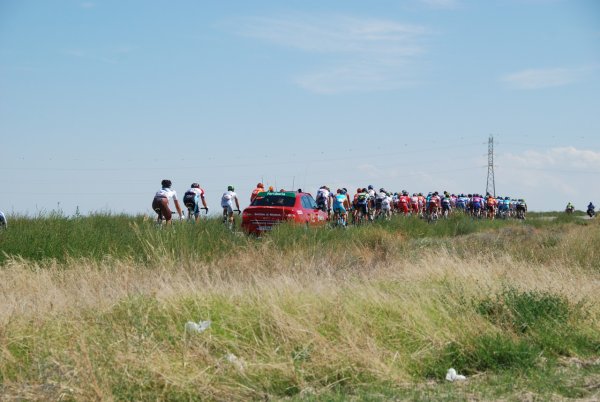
top-left (486, 135), bottom-right (496, 197)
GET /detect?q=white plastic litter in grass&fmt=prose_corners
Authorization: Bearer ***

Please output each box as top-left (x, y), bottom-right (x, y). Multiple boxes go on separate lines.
top-left (184, 320), bottom-right (211, 333)
top-left (226, 353), bottom-right (245, 372)
top-left (446, 368), bottom-right (466, 382)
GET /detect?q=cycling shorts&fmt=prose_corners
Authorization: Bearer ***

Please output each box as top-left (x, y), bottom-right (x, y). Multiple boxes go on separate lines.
top-left (333, 205), bottom-right (346, 214)
top-left (152, 197), bottom-right (171, 221)
top-left (185, 194), bottom-right (200, 214)
top-left (223, 204), bottom-right (234, 215)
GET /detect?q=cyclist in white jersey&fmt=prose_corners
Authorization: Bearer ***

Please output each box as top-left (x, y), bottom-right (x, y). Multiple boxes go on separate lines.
top-left (381, 191), bottom-right (393, 219)
top-left (221, 185), bottom-right (240, 224)
top-left (0, 210), bottom-right (6, 228)
top-left (152, 179), bottom-right (184, 224)
top-left (183, 183), bottom-right (208, 221)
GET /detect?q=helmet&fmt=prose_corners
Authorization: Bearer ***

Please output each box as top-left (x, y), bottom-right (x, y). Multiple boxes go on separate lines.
top-left (368, 185), bottom-right (373, 190)
top-left (161, 179), bottom-right (172, 188)
top-left (227, 185), bottom-right (234, 191)
top-left (257, 183), bottom-right (264, 188)
top-left (191, 183), bottom-right (200, 188)
top-left (380, 188), bottom-right (385, 193)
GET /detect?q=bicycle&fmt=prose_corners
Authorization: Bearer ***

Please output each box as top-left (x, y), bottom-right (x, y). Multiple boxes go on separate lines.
top-left (427, 206), bottom-right (439, 223)
top-left (497, 208), bottom-right (509, 220)
top-left (353, 204), bottom-right (369, 226)
top-left (187, 206), bottom-right (208, 222)
top-left (222, 208), bottom-right (241, 230)
top-left (331, 209), bottom-right (348, 228)
top-left (155, 210), bottom-right (184, 228)
top-left (441, 206), bottom-right (451, 219)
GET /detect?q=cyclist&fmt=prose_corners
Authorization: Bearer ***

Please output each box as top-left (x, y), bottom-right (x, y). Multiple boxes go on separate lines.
top-left (417, 193), bottom-right (426, 216)
top-left (410, 193), bottom-right (419, 215)
top-left (0, 210), bottom-right (6, 229)
top-left (380, 191), bottom-right (393, 220)
top-left (429, 192), bottom-right (441, 218)
top-left (441, 193), bottom-right (452, 217)
top-left (588, 202), bottom-right (596, 218)
top-left (316, 186), bottom-right (331, 214)
top-left (375, 188), bottom-right (387, 218)
top-left (251, 183), bottom-right (265, 203)
top-left (399, 191), bottom-right (410, 216)
top-left (341, 188), bottom-right (353, 220)
top-left (486, 194), bottom-right (498, 219)
top-left (355, 188), bottom-right (370, 223)
top-left (456, 194), bottom-right (467, 213)
top-left (183, 183), bottom-right (208, 222)
top-left (221, 185), bottom-right (241, 226)
top-left (498, 196), bottom-right (510, 218)
top-left (342, 188), bottom-right (352, 207)
top-left (332, 189), bottom-right (350, 226)
top-left (516, 199), bottom-right (527, 219)
top-left (152, 179), bottom-right (184, 224)
top-left (471, 193), bottom-right (483, 218)
top-left (565, 202), bottom-right (575, 214)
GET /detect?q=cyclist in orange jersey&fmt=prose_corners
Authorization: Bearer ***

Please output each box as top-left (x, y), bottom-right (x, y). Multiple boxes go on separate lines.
top-left (486, 195), bottom-right (498, 219)
top-left (417, 193), bottom-right (426, 215)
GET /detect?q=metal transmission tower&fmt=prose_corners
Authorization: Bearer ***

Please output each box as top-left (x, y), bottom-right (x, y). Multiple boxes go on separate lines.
top-left (486, 135), bottom-right (496, 197)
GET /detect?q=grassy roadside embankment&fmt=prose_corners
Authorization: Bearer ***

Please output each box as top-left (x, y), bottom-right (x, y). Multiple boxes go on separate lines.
top-left (0, 213), bottom-right (599, 400)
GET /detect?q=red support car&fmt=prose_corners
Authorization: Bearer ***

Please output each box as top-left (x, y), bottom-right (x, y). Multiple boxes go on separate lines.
top-left (241, 191), bottom-right (328, 235)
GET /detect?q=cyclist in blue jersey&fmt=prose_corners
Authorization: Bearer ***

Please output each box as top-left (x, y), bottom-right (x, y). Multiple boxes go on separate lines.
top-left (332, 188), bottom-right (350, 226)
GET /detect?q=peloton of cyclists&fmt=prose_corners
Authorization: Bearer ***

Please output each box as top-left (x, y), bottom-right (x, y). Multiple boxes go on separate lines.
top-left (150, 178), bottom-right (532, 226)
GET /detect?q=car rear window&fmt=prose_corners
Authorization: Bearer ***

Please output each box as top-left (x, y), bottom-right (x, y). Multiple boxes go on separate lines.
top-left (251, 192), bottom-right (296, 207)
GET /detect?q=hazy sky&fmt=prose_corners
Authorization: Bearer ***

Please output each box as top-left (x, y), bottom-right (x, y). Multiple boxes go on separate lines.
top-left (1, 0), bottom-right (599, 215)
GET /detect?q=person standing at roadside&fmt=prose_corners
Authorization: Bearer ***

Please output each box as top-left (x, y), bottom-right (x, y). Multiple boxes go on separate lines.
top-left (152, 179), bottom-right (184, 224)
top-left (251, 183), bottom-right (265, 203)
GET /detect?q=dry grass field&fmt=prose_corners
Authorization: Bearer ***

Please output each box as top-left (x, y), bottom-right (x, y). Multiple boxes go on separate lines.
top-left (1, 214), bottom-right (598, 400)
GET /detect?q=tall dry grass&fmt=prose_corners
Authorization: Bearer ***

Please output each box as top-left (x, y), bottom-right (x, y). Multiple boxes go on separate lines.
top-left (1, 218), bottom-right (599, 400)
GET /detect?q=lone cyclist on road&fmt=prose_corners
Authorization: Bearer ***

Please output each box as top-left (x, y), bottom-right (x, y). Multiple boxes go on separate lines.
top-left (152, 179), bottom-right (184, 224)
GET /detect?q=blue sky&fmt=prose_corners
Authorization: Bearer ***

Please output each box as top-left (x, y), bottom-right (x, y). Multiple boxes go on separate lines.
top-left (1, 0), bottom-right (599, 215)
